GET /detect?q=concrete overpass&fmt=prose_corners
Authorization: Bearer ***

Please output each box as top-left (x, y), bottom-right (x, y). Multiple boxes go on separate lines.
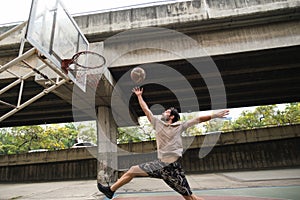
top-left (1, 0), bottom-right (300, 186)
top-left (0, 0), bottom-right (300, 126)
top-left (0, 0), bottom-right (300, 127)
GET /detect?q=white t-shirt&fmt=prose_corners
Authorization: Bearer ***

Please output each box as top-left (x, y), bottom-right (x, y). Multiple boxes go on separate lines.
top-left (151, 115), bottom-right (198, 160)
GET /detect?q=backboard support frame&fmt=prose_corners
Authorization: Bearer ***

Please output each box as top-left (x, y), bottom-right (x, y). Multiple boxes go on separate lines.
top-left (25, 0), bottom-right (89, 92)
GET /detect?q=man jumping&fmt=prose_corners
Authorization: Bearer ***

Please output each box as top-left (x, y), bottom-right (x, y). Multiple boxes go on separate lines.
top-left (98, 87), bottom-right (229, 199)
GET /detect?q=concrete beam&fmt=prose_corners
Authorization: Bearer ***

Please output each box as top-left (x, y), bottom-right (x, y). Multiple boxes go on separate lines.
top-left (74, 0), bottom-right (299, 38)
top-left (0, 0), bottom-right (299, 57)
top-left (102, 20), bottom-right (300, 68)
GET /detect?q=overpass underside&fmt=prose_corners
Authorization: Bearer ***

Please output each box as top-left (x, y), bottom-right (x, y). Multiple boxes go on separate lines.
top-left (1, 45), bottom-right (299, 127)
top-left (110, 45), bottom-right (300, 116)
top-left (0, 0), bottom-right (299, 127)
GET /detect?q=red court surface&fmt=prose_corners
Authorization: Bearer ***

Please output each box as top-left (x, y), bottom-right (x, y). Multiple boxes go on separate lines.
top-left (113, 195), bottom-right (284, 200)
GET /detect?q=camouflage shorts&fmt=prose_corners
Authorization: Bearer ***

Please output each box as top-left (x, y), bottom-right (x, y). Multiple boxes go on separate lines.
top-left (138, 159), bottom-right (192, 196)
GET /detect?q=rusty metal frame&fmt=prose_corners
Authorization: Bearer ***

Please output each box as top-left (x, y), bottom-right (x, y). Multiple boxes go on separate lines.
top-left (0, 23), bottom-right (71, 123)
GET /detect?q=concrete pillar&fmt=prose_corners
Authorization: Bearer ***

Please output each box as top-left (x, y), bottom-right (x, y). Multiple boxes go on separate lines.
top-left (96, 106), bottom-right (118, 185)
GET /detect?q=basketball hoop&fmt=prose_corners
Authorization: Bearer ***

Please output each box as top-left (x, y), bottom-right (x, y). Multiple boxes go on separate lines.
top-left (61, 51), bottom-right (106, 73)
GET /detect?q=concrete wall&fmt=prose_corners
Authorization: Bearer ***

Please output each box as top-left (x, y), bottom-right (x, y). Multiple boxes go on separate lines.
top-left (0, 148), bottom-right (97, 182)
top-left (119, 137), bottom-right (299, 173)
top-left (118, 124), bottom-right (300, 171)
top-left (0, 125), bottom-right (299, 182)
top-left (0, 158), bottom-right (97, 182)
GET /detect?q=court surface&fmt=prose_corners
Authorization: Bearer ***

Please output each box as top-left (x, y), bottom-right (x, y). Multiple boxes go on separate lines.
top-left (108, 186), bottom-right (299, 200)
top-left (0, 169), bottom-right (299, 200)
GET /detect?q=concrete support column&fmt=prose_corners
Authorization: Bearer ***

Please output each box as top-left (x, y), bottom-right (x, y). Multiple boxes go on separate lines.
top-left (96, 106), bottom-right (118, 185)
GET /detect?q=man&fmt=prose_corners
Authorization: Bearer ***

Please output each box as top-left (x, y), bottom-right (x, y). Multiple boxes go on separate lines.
top-left (98, 87), bottom-right (229, 199)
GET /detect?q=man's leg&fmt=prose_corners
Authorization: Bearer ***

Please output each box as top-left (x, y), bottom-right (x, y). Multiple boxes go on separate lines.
top-left (110, 165), bottom-right (148, 191)
top-left (97, 165), bottom-right (148, 199)
top-left (160, 161), bottom-right (205, 200)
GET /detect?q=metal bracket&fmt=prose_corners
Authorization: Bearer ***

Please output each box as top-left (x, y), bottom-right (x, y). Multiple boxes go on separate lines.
top-left (0, 23), bottom-right (71, 124)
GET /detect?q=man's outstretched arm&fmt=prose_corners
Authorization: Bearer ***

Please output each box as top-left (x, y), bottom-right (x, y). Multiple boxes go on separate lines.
top-left (198, 110), bottom-right (230, 123)
top-left (185, 109), bottom-right (230, 128)
top-left (132, 87), bottom-right (153, 122)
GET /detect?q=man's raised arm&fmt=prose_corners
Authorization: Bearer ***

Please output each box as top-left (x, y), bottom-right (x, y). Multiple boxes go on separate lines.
top-left (132, 87), bottom-right (153, 122)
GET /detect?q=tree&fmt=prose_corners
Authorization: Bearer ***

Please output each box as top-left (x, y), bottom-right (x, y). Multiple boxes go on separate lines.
top-left (117, 126), bottom-right (142, 144)
top-left (43, 124), bottom-right (78, 149)
top-left (227, 103), bottom-right (300, 131)
top-left (11, 125), bottom-right (45, 153)
top-left (281, 103), bottom-right (300, 124)
top-left (228, 105), bottom-right (276, 130)
top-left (117, 117), bottom-right (155, 144)
top-left (1, 103), bottom-right (298, 154)
top-left (203, 118), bottom-right (227, 133)
top-left (77, 122), bottom-right (97, 144)
top-left (181, 113), bottom-right (203, 136)
top-left (0, 124), bottom-right (78, 155)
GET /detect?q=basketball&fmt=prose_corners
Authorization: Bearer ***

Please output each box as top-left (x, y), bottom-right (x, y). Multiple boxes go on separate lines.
top-left (130, 67), bottom-right (146, 84)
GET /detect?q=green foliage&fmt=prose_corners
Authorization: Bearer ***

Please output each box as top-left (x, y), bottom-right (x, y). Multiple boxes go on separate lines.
top-left (77, 122), bottom-right (97, 144)
top-left (43, 124), bottom-right (78, 149)
top-left (181, 114), bottom-right (203, 136)
top-left (0, 103), bottom-right (298, 153)
top-left (117, 117), bottom-right (155, 144)
top-left (0, 144), bottom-right (18, 154)
top-left (203, 118), bottom-right (225, 133)
top-left (281, 103), bottom-right (300, 124)
top-left (117, 126), bottom-right (143, 143)
top-left (0, 123), bottom-right (78, 155)
top-left (226, 103), bottom-right (300, 131)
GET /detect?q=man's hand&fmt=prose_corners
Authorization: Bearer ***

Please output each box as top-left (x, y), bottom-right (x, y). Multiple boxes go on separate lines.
top-left (212, 110), bottom-right (230, 119)
top-left (132, 87), bottom-right (143, 96)
top-left (132, 87), bottom-right (153, 122)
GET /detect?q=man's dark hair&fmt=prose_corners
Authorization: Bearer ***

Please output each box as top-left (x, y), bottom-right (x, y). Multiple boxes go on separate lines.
top-left (169, 107), bottom-right (180, 123)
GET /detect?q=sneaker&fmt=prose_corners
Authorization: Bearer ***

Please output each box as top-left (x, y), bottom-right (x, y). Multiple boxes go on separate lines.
top-left (97, 183), bottom-right (115, 199)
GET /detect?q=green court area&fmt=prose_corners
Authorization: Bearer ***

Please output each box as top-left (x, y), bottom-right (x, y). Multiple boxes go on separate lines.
top-left (110, 186), bottom-right (300, 200)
